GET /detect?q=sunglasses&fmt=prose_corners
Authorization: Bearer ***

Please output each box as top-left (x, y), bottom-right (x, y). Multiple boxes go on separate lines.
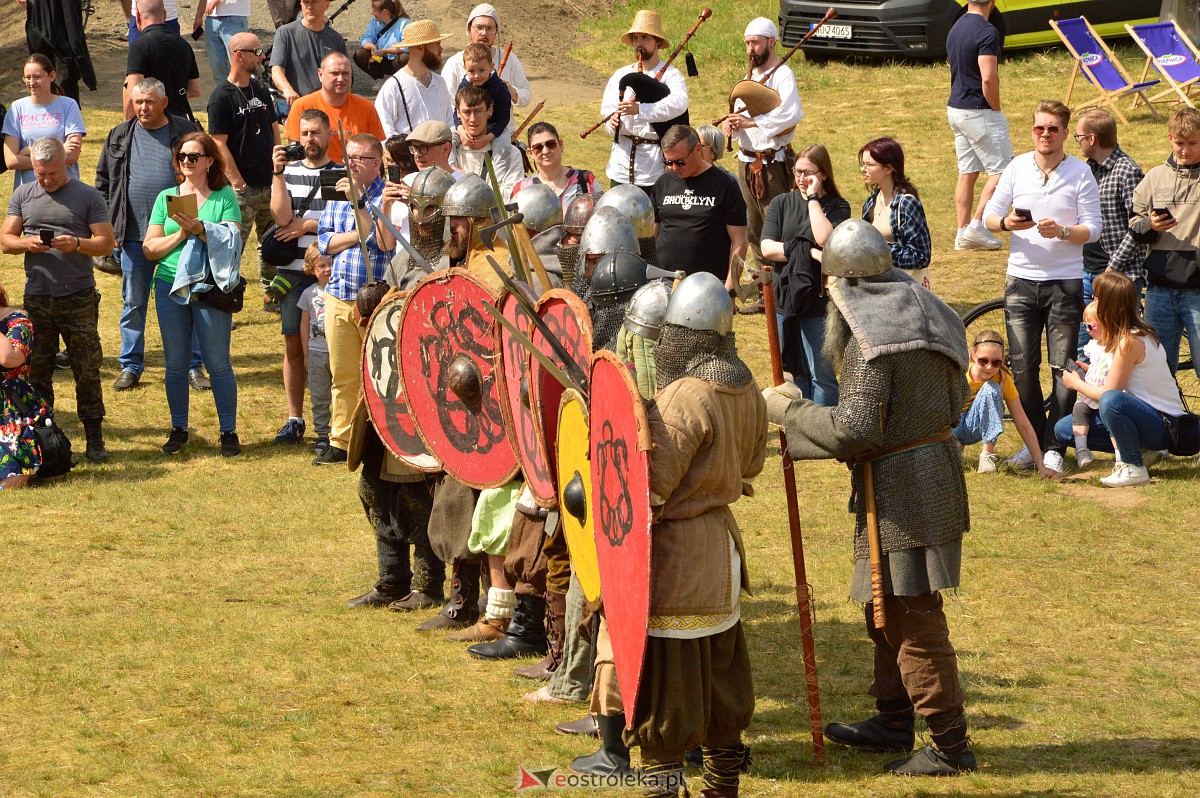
top-left (1033, 124), bottom-right (1062, 136)
top-left (176, 151), bottom-right (205, 164)
top-left (529, 139), bottom-right (560, 155)
top-left (975, 357), bottom-right (1004, 368)
top-left (1083, 322), bottom-right (1099, 331)
top-left (663, 144), bottom-right (697, 168)
top-left (235, 47), bottom-right (265, 57)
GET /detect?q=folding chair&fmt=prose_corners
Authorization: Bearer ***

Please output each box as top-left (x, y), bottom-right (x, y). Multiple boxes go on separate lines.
top-left (1050, 16), bottom-right (1162, 123)
top-left (1127, 21), bottom-right (1200, 110)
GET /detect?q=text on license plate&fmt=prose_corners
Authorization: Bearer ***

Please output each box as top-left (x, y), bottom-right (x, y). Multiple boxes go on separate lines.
top-left (813, 24), bottom-right (851, 39)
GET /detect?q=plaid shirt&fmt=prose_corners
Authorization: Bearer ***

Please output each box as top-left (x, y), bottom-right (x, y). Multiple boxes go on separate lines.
top-left (318, 176), bottom-right (390, 301)
top-left (862, 190), bottom-right (932, 271)
top-left (1091, 147), bottom-right (1148, 282)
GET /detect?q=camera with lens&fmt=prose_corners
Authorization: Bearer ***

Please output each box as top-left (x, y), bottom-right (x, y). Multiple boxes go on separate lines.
top-left (282, 141), bottom-right (305, 162)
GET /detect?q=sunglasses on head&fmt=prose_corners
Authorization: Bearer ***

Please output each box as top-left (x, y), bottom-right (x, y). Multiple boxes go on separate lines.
top-left (176, 151), bottom-right (204, 164)
top-left (529, 139), bottom-right (560, 154)
top-left (1033, 124), bottom-right (1061, 136)
top-left (975, 357), bottom-right (1004, 368)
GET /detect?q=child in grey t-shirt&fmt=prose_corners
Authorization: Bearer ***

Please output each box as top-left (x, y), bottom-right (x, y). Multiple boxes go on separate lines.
top-left (298, 243), bottom-right (332, 453)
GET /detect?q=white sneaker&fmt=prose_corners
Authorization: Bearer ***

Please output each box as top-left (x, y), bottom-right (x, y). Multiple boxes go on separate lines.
top-left (1043, 450), bottom-right (1065, 474)
top-left (1141, 449), bottom-right (1168, 468)
top-left (955, 225), bottom-right (1003, 251)
top-left (978, 451), bottom-right (999, 473)
top-left (1007, 445), bottom-right (1035, 470)
top-left (1100, 463), bottom-right (1151, 487)
top-left (1076, 448), bottom-right (1094, 470)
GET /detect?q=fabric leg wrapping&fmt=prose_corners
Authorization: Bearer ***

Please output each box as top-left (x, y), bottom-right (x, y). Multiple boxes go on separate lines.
top-left (549, 573), bottom-right (596, 702)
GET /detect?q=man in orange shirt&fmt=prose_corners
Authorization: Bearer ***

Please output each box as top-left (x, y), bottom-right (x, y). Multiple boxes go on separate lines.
top-left (284, 51), bottom-right (385, 164)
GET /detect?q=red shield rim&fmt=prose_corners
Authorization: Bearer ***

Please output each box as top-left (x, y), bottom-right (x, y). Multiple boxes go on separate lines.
top-left (397, 268), bottom-right (518, 489)
top-left (529, 289), bottom-right (593, 482)
top-left (494, 290), bottom-right (556, 506)
top-left (589, 349), bottom-right (652, 728)
top-left (362, 291), bottom-right (441, 471)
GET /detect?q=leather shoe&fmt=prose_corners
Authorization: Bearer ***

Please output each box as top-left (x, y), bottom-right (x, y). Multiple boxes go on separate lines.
top-left (884, 743), bottom-right (976, 776)
top-left (388, 590), bottom-right (443, 612)
top-left (512, 659), bottom-right (553, 681)
top-left (555, 715), bottom-right (599, 737)
top-left (415, 612), bottom-right (469, 631)
top-left (446, 616), bottom-right (509, 642)
top-left (113, 369), bottom-right (140, 391)
top-left (345, 588), bottom-right (406, 609)
top-left (189, 368), bottom-right (211, 391)
top-left (826, 715), bottom-right (915, 752)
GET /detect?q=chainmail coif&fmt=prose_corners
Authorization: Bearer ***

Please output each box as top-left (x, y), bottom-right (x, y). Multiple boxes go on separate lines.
top-left (590, 300), bottom-right (628, 354)
top-left (654, 323), bottom-right (752, 390)
top-left (409, 212), bottom-right (447, 265)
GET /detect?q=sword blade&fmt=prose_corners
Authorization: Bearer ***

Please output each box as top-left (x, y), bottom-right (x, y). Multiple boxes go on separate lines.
top-left (482, 302), bottom-right (586, 398)
top-left (365, 202), bottom-right (434, 274)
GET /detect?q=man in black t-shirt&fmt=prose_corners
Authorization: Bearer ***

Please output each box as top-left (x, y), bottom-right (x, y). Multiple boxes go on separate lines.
top-left (652, 125), bottom-right (747, 285)
top-left (124, 0), bottom-right (201, 121)
top-left (208, 31), bottom-right (282, 310)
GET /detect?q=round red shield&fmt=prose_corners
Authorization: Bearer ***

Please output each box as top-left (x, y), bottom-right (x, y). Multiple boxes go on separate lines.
top-left (495, 289), bottom-right (557, 506)
top-left (398, 268), bottom-right (518, 489)
top-left (362, 291), bottom-right (441, 471)
top-left (529, 289), bottom-right (593, 480)
top-left (589, 350), bottom-right (652, 728)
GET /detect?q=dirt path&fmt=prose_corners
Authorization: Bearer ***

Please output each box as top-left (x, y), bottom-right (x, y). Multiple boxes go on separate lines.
top-left (1, 0), bottom-right (607, 115)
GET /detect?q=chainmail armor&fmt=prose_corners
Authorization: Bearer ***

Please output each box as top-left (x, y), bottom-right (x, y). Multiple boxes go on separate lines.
top-left (410, 212), bottom-right (448, 265)
top-left (590, 301), bottom-right (628, 354)
top-left (557, 243), bottom-right (579, 292)
top-left (654, 323), bottom-right (753, 390)
top-left (638, 236), bottom-right (658, 267)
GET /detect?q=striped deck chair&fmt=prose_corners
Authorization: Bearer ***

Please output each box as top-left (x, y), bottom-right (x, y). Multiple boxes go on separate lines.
top-left (1051, 16), bottom-right (1162, 123)
top-left (1127, 20), bottom-right (1200, 110)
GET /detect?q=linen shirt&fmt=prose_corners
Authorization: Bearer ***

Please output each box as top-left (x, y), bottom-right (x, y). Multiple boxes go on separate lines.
top-left (731, 63), bottom-right (804, 162)
top-left (318, 177), bottom-right (390, 301)
top-left (601, 61), bottom-right (688, 187)
top-left (986, 151), bottom-right (1101, 281)
top-left (374, 69), bottom-right (455, 138)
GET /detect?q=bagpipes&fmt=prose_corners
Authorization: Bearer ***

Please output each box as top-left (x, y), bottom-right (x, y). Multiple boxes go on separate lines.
top-left (579, 7), bottom-right (713, 140)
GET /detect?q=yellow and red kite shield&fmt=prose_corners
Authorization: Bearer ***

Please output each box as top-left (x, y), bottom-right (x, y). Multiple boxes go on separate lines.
top-left (398, 268), bottom-right (517, 489)
top-left (589, 349), bottom-right (652, 728)
top-left (557, 388), bottom-right (601, 602)
top-left (529, 289), bottom-right (592, 479)
top-left (495, 289), bottom-right (556, 506)
top-left (363, 291), bottom-right (441, 471)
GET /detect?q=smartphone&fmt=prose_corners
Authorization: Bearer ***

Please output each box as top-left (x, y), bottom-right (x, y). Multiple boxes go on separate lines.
top-left (1153, 207), bottom-right (1174, 220)
top-left (1051, 361), bottom-right (1085, 378)
top-left (1014, 207), bottom-right (1033, 222)
top-left (387, 164), bottom-right (402, 184)
top-left (191, 27), bottom-right (204, 41)
top-left (39, 228), bottom-right (54, 246)
top-left (319, 168), bottom-right (348, 202)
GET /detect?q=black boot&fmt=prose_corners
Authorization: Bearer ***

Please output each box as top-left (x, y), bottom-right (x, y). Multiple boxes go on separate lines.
top-left (640, 760), bottom-right (685, 796)
top-left (467, 594), bottom-right (548, 659)
top-left (699, 744), bottom-right (752, 797)
top-left (826, 699), bottom-right (915, 752)
top-left (416, 559), bottom-right (481, 631)
top-left (83, 418), bottom-right (108, 463)
top-left (569, 712), bottom-right (634, 777)
top-left (513, 590), bottom-right (565, 679)
top-left (884, 721), bottom-right (976, 776)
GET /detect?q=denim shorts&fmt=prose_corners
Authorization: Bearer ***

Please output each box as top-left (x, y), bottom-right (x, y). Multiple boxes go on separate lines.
top-left (947, 107), bottom-right (1013, 176)
top-left (280, 271), bottom-right (317, 336)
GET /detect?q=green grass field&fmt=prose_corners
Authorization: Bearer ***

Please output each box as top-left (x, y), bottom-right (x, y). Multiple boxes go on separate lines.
top-left (1, 1), bottom-right (1198, 796)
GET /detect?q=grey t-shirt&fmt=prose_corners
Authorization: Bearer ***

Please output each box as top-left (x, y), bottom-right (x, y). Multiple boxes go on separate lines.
top-left (270, 22), bottom-right (347, 98)
top-left (7, 179), bottom-right (109, 297)
top-left (125, 122), bottom-right (177, 242)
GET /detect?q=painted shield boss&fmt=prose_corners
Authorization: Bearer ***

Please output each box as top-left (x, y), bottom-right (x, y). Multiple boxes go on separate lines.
top-left (398, 268), bottom-right (518, 488)
top-left (589, 349), bottom-right (653, 729)
top-left (529, 289), bottom-right (593, 479)
top-left (363, 291), bottom-right (441, 471)
top-left (557, 388), bottom-right (600, 602)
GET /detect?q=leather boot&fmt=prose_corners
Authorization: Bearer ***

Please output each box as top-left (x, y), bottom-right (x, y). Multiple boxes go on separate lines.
top-left (513, 589), bottom-right (566, 679)
top-left (467, 594), bottom-right (548, 659)
top-left (699, 744), bottom-right (752, 797)
top-left (826, 699), bottom-right (915, 753)
top-left (83, 418), bottom-right (109, 463)
top-left (884, 721), bottom-right (976, 776)
top-left (415, 559), bottom-right (481, 631)
top-left (569, 712), bottom-right (634, 777)
top-left (640, 760), bottom-right (685, 796)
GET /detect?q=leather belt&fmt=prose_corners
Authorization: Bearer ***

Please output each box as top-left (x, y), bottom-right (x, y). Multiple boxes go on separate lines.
top-left (622, 134), bottom-right (660, 184)
top-left (847, 429), bottom-right (954, 468)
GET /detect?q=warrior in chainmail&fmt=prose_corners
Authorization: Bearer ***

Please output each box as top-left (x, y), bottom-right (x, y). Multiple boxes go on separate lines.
top-left (589, 251), bottom-right (651, 353)
top-left (572, 207), bottom-right (639, 300)
top-left (762, 219), bottom-right (976, 777)
top-left (596, 182), bottom-right (659, 267)
top-left (558, 193), bottom-right (599, 290)
top-left (618, 279), bottom-right (671, 400)
top-left (384, 166), bottom-right (453, 290)
top-left (624, 272), bottom-right (767, 798)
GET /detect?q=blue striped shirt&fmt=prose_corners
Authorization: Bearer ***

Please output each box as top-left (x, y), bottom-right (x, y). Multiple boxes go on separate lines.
top-left (318, 177), bottom-right (390, 301)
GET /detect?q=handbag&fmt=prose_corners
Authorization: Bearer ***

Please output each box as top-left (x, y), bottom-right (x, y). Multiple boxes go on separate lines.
top-left (195, 271), bottom-right (247, 313)
top-left (260, 178), bottom-right (322, 266)
top-left (1165, 383), bottom-right (1200, 456)
top-left (1, 379), bottom-right (73, 479)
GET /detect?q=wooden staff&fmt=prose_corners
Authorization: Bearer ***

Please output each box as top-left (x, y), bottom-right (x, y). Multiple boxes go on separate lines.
top-left (760, 264), bottom-right (826, 765)
top-left (580, 7), bottom-right (713, 139)
top-left (497, 42), bottom-right (513, 78)
top-left (511, 99), bottom-right (546, 144)
top-left (863, 462), bottom-right (886, 629)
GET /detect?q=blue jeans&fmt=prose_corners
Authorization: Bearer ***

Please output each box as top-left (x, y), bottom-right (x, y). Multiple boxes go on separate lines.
top-left (1053, 390), bottom-right (1169, 467)
top-left (154, 280), bottom-right (238, 433)
top-left (953, 379), bottom-right (1005, 446)
top-left (119, 241), bottom-right (202, 374)
top-left (1143, 285), bottom-right (1200, 383)
top-left (775, 312), bottom-right (838, 406)
top-left (204, 15), bottom-right (249, 82)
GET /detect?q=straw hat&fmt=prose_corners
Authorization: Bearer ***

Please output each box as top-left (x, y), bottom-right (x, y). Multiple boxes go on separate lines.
top-left (621, 10), bottom-right (669, 50)
top-left (399, 19), bottom-right (453, 48)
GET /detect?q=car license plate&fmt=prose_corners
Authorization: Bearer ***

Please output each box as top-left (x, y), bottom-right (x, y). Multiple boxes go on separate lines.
top-left (813, 23), bottom-right (851, 40)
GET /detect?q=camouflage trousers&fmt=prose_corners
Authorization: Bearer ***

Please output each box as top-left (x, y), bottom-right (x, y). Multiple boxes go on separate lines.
top-left (237, 184), bottom-right (276, 288)
top-left (24, 287), bottom-right (106, 421)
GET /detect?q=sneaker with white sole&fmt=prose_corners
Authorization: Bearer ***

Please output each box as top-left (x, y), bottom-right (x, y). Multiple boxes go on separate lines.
top-left (978, 451), bottom-right (999, 473)
top-left (1100, 462), bottom-right (1150, 487)
top-left (1043, 450), bottom-right (1064, 474)
top-left (1007, 445), bottom-right (1035, 470)
top-left (1141, 449), bottom-right (1167, 468)
top-left (955, 225), bottom-right (1003, 251)
top-left (1076, 448), bottom-right (1094, 470)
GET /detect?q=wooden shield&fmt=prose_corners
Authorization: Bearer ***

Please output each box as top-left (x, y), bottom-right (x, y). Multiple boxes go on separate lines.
top-left (362, 291), bottom-right (441, 471)
top-left (495, 290), bottom-right (556, 507)
top-left (589, 349), bottom-right (652, 728)
top-left (529, 289), bottom-right (593, 480)
top-left (557, 388), bottom-right (601, 603)
top-left (398, 268), bottom-right (518, 489)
